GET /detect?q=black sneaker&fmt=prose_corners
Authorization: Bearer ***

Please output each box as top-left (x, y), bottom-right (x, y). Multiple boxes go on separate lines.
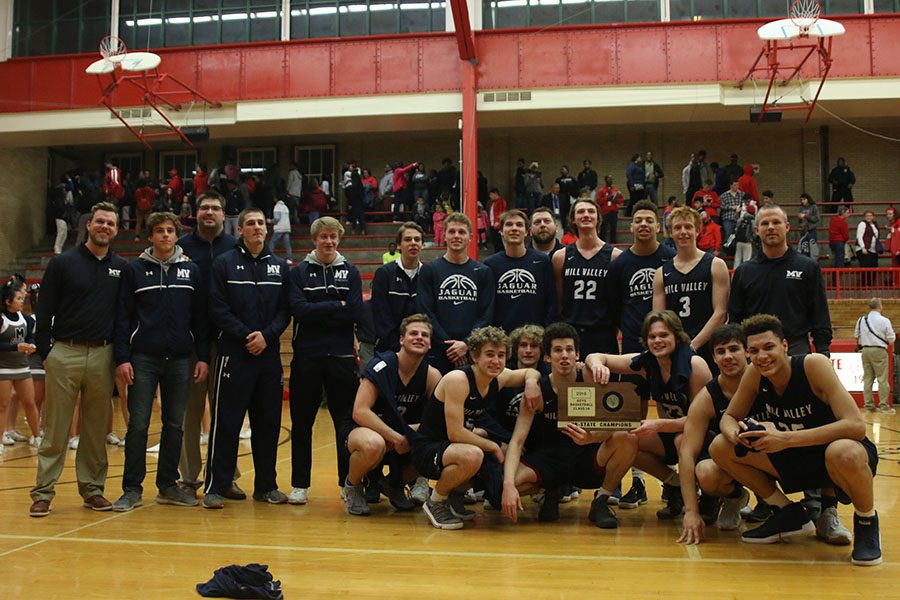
top-left (618, 479), bottom-right (648, 509)
top-left (364, 482), bottom-right (382, 504)
top-left (851, 512), bottom-right (882, 566)
top-left (380, 478), bottom-right (414, 512)
top-left (448, 491), bottom-right (476, 521)
top-left (538, 486), bottom-right (562, 523)
top-left (745, 499), bottom-right (773, 523)
top-left (801, 491), bottom-right (823, 521)
top-left (741, 503), bottom-right (814, 544)
top-left (656, 484), bottom-right (684, 520)
top-left (588, 494), bottom-right (619, 529)
top-left (698, 493), bottom-right (722, 526)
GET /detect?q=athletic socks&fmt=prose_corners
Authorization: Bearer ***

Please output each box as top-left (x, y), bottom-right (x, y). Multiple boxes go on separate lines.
top-left (763, 490), bottom-right (791, 509)
top-left (431, 489), bottom-right (448, 503)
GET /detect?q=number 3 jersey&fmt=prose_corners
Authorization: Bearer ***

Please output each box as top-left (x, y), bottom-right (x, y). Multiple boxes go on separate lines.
top-left (560, 243), bottom-right (615, 330)
top-left (661, 252), bottom-right (713, 340)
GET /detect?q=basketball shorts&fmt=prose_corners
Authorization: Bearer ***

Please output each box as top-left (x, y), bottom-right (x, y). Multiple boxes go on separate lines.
top-left (521, 443), bottom-right (606, 490)
top-left (768, 437), bottom-right (878, 498)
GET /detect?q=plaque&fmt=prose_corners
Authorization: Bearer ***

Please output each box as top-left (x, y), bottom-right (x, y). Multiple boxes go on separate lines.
top-left (557, 382), bottom-right (641, 431)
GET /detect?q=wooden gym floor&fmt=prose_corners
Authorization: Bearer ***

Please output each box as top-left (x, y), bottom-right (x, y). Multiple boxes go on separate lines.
top-left (1, 406), bottom-right (898, 599)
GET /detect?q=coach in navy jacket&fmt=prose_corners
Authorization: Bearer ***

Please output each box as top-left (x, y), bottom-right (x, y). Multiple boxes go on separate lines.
top-left (288, 216), bottom-right (362, 499)
top-left (204, 208), bottom-right (291, 506)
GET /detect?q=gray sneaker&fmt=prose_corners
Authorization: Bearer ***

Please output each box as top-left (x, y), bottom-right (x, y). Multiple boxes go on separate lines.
top-left (253, 489), bottom-right (288, 504)
top-left (343, 482), bottom-right (371, 516)
top-left (112, 491), bottom-right (143, 512)
top-left (448, 491), bottom-right (476, 521)
top-left (815, 506), bottom-right (852, 545)
top-left (423, 497), bottom-right (463, 530)
top-left (409, 477), bottom-right (430, 506)
top-left (878, 404), bottom-right (896, 415)
top-left (202, 493), bottom-right (225, 509)
top-left (156, 485), bottom-right (199, 507)
top-left (717, 487), bottom-right (750, 531)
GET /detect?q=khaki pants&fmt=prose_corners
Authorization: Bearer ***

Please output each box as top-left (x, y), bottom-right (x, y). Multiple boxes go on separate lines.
top-left (179, 345), bottom-right (240, 485)
top-left (861, 346), bottom-right (891, 409)
top-left (31, 342), bottom-right (115, 502)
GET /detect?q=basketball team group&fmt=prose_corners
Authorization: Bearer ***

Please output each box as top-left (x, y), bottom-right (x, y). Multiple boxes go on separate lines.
top-left (3, 189), bottom-right (881, 568)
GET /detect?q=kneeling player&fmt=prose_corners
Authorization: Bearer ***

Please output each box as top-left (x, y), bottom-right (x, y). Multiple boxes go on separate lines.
top-left (411, 326), bottom-right (542, 530)
top-left (584, 310), bottom-right (712, 520)
top-left (340, 315), bottom-right (441, 516)
top-left (711, 314), bottom-right (881, 566)
top-left (677, 324), bottom-right (767, 544)
top-left (501, 323), bottom-right (638, 528)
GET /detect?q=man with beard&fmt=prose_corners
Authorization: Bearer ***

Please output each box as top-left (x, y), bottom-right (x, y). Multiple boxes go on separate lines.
top-left (31, 202), bottom-right (128, 517)
top-left (485, 209), bottom-right (556, 333)
top-left (528, 207), bottom-right (562, 256)
top-left (177, 191), bottom-right (242, 497)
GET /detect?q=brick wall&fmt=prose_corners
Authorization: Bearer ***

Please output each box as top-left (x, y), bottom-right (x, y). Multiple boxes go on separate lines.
top-left (0, 148), bottom-right (48, 268)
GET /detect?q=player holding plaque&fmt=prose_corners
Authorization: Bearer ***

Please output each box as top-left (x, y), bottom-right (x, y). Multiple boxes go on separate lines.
top-left (584, 310), bottom-right (712, 521)
top-left (500, 323), bottom-right (638, 529)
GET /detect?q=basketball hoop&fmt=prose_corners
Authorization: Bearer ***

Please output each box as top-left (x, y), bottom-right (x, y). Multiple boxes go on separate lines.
top-left (99, 35), bottom-right (127, 64)
top-left (789, 0), bottom-right (821, 37)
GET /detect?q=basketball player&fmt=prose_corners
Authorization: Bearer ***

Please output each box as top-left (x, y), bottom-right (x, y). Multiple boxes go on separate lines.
top-left (608, 198), bottom-right (675, 507)
top-left (339, 314), bottom-right (441, 516)
top-left (585, 310), bottom-right (712, 520)
top-left (677, 324), bottom-right (766, 544)
top-left (710, 314), bottom-right (881, 566)
top-left (500, 322), bottom-right (638, 528)
top-left (652, 206), bottom-right (729, 369)
top-left (416, 213), bottom-right (495, 374)
top-left (411, 326), bottom-right (542, 530)
top-left (552, 197), bottom-right (622, 355)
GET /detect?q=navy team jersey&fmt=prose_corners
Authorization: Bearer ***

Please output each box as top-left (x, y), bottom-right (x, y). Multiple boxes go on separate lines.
top-left (608, 245), bottom-right (676, 353)
top-left (560, 243), bottom-right (615, 329)
top-left (662, 252), bottom-right (714, 339)
top-left (706, 377), bottom-right (768, 435)
top-left (484, 249), bottom-right (556, 331)
top-left (526, 371), bottom-right (584, 449)
top-left (758, 355), bottom-right (836, 432)
top-left (360, 351), bottom-right (430, 432)
top-left (417, 365), bottom-right (500, 441)
top-left (631, 344), bottom-right (695, 419)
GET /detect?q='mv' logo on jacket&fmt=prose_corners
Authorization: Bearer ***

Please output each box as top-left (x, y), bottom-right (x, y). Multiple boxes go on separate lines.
top-left (785, 270), bottom-right (803, 280)
top-left (267, 264), bottom-right (281, 275)
top-left (177, 268), bottom-right (191, 280)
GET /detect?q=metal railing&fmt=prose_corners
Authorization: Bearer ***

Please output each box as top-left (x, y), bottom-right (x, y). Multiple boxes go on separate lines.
top-left (822, 268), bottom-right (900, 299)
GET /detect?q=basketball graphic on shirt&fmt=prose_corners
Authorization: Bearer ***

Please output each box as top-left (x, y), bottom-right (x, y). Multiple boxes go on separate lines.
top-left (628, 267), bottom-right (656, 300)
top-left (438, 274), bottom-right (478, 305)
top-left (497, 268), bottom-right (538, 299)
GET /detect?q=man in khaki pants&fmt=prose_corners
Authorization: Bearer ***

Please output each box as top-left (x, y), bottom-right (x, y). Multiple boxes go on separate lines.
top-left (855, 297), bottom-right (896, 414)
top-left (30, 202), bottom-right (128, 517)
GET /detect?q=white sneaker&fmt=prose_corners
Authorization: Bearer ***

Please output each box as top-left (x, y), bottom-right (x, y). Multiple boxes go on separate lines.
top-left (28, 435), bottom-right (42, 448)
top-left (7, 430), bottom-right (27, 442)
top-left (68, 436), bottom-right (80, 450)
top-left (200, 432), bottom-right (209, 445)
top-left (1, 432), bottom-right (14, 446)
top-left (146, 443), bottom-right (160, 453)
top-left (409, 477), bottom-right (431, 506)
top-left (239, 428), bottom-right (252, 440)
top-left (815, 506), bottom-right (853, 545)
top-left (106, 432), bottom-right (122, 446)
top-left (287, 487), bottom-right (308, 505)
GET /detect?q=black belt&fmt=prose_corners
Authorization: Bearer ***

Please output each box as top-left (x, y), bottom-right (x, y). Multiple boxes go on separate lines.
top-left (61, 339), bottom-right (110, 348)
top-left (860, 346), bottom-right (887, 350)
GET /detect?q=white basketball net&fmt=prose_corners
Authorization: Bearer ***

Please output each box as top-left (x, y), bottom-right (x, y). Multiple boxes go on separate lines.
top-left (790, 0), bottom-right (821, 34)
top-left (99, 36), bottom-right (127, 63)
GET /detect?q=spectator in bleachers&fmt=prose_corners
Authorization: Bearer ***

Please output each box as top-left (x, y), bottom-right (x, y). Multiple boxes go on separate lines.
top-left (625, 154), bottom-right (646, 217)
top-left (103, 161), bottom-right (124, 206)
top-left (718, 179), bottom-right (743, 243)
top-left (344, 161), bottom-right (366, 235)
top-left (828, 157), bottom-right (855, 210)
top-left (692, 179), bottom-right (720, 224)
top-left (697, 210), bottom-right (722, 256)
top-left (828, 205), bottom-right (850, 268)
top-left (556, 165), bottom-right (579, 203)
top-left (644, 151), bottom-right (664, 205)
top-left (523, 162), bottom-right (543, 215)
top-left (577, 159), bottom-right (598, 193)
top-left (681, 153), bottom-right (699, 203)
top-left (711, 161), bottom-right (728, 195)
top-left (378, 164), bottom-right (394, 212)
top-left (410, 163), bottom-right (430, 205)
top-left (597, 177), bottom-right (623, 245)
top-left (50, 178), bottom-right (71, 255)
top-left (436, 158), bottom-right (458, 200)
top-left (194, 163), bottom-right (209, 198)
top-left (178, 200), bottom-right (195, 229)
top-left (488, 188), bottom-right (507, 252)
top-left (270, 195), bottom-right (292, 262)
top-left (856, 210), bottom-right (881, 283)
top-left (167, 169), bottom-right (184, 211)
top-left (738, 164), bottom-right (759, 204)
top-left (886, 206), bottom-right (900, 267)
top-left (382, 243), bottom-right (399, 264)
top-left (133, 175), bottom-right (155, 241)
top-left (392, 161), bottom-right (418, 221)
top-left (361, 168), bottom-right (379, 215)
top-left (541, 182), bottom-right (568, 233)
top-left (286, 162), bottom-right (303, 225)
top-left (732, 198), bottom-right (757, 269)
top-left (723, 153), bottom-right (744, 184)
top-left (797, 193), bottom-right (820, 261)
top-left (414, 197), bottom-right (431, 234)
top-left (301, 178), bottom-right (329, 225)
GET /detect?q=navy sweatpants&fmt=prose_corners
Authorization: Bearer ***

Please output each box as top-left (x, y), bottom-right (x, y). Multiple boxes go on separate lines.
top-left (205, 342), bottom-right (283, 496)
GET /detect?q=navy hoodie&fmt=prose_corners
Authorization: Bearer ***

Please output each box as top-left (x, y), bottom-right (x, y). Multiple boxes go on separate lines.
top-left (289, 250), bottom-right (362, 358)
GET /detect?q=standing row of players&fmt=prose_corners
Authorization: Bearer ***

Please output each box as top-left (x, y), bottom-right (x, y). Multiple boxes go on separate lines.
top-left (346, 312), bottom-right (879, 568)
